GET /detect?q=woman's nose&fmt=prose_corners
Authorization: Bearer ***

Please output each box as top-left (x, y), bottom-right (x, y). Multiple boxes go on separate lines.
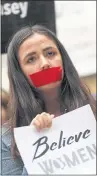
top-left (40, 56), bottom-right (50, 70)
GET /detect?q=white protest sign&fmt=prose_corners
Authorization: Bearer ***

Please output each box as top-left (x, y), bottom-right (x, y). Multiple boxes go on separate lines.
top-left (14, 105), bottom-right (96, 175)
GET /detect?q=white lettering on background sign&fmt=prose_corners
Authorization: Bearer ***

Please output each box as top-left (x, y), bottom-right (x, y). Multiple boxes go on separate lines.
top-left (14, 105), bottom-right (96, 174)
top-left (1, 2), bottom-right (28, 18)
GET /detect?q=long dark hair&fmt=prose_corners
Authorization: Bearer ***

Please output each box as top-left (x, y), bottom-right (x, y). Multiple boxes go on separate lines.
top-left (7, 25), bottom-right (96, 154)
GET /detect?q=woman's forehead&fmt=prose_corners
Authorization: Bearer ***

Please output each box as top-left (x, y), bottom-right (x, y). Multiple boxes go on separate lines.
top-left (19, 33), bottom-right (57, 50)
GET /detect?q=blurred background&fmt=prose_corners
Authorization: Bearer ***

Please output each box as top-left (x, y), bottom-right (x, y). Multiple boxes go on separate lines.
top-left (1, 1), bottom-right (96, 98)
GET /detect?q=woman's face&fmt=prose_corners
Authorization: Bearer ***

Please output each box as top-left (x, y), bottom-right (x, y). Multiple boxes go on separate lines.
top-left (18, 33), bottom-right (63, 90)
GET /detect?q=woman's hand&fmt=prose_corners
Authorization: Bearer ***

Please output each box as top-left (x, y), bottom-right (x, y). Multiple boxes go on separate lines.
top-left (30, 112), bottom-right (54, 131)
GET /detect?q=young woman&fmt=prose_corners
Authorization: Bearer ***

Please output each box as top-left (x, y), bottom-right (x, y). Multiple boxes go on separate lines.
top-left (1, 25), bottom-right (96, 175)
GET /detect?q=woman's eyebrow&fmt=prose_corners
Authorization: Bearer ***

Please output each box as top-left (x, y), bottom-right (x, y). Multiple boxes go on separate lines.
top-left (23, 52), bottom-right (36, 60)
top-left (43, 46), bottom-right (56, 52)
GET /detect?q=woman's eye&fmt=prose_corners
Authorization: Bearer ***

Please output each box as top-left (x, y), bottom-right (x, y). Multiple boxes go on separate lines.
top-left (27, 57), bottom-right (35, 63)
top-left (47, 51), bottom-right (56, 57)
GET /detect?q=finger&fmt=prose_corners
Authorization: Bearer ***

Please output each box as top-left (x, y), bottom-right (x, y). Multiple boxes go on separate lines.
top-left (32, 119), bottom-right (41, 131)
top-left (36, 114), bottom-right (47, 129)
top-left (37, 112), bottom-right (50, 129)
top-left (41, 112), bottom-right (54, 119)
top-left (47, 119), bottom-right (52, 128)
top-left (40, 114), bottom-right (47, 128)
top-left (38, 116), bottom-right (45, 129)
top-left (44, 114), bottom-right (52, 128)
top-left (50, 114), bottom-right (55, 119)
top-left (41, 112), bottom-right (50, 117)
top-left (41, 113), bottom-right (54, 128)
top-left (46, 114), bottom-right (54, 127)
top-left (36, 113), bottom-right (51, 129)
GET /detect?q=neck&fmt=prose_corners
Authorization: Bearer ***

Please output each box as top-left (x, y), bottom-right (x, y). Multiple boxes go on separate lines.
top-left (41, 87), bottom-right (61, 117)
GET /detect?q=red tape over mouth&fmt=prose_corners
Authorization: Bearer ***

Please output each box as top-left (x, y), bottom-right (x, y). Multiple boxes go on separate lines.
top-left (29, 66), bottom-right (62, 87)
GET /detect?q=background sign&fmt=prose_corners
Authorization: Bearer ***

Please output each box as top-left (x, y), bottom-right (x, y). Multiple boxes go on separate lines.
top-left (14, 105), bottom-right (96, 175)
top-left (1, 0), bottom-right (56, 53)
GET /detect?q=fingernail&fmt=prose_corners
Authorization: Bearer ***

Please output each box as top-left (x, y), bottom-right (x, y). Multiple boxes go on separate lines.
top-left (51, 114), bottom-right (55, 118)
